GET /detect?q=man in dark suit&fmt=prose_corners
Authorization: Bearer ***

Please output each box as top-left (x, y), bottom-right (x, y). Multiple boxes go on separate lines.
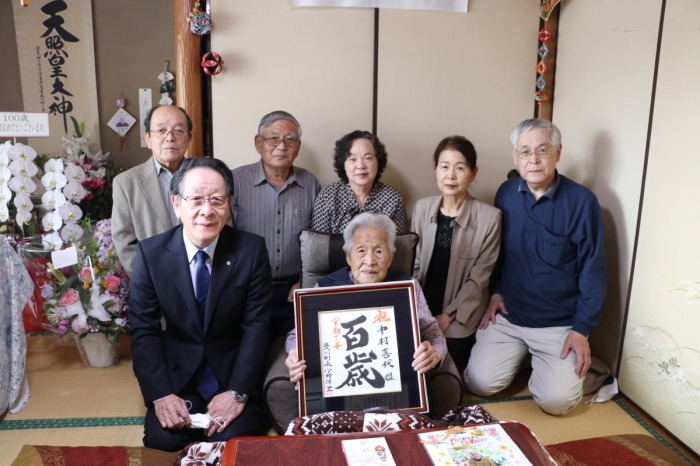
top-left (129, 157), bottom-right (272, 452)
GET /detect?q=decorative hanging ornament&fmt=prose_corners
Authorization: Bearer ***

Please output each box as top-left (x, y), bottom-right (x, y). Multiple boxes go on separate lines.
top-left (538, 28), bottom-right (552, 43)
top-left (107, 90), bottom-right (136, 151)
top-left (540, 0), bottom-right (561, 21)
top-left (188, 0), bottom-right (212, 36)
top-left (201, 52), bottom-right (224, 76)
top-left (158, 61), bottom-right (175, 105)
top-left (533, 0), bottom-right (561, 105)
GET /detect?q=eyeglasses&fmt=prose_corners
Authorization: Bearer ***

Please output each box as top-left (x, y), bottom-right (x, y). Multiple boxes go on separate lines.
top-left (149, 128), bottom-right (190, 139)
top-left (515, 147), bottom-right (556, 160)
top-left (179, 195), bottom-right (229, 208)
top-left (261, 136), bottom-right (300, 147)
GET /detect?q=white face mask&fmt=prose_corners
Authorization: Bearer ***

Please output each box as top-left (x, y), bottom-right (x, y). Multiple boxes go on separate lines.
top-left (181, 400), bottom-right (225, 429)
top-left (584, 378), bottom-right (618, 406)
top-left (189, 413), bottom-right (224, 429)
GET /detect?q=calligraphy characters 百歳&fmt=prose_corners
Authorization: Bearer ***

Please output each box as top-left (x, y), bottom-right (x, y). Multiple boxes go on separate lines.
top-left (318, 307), bottom-right (403, 397)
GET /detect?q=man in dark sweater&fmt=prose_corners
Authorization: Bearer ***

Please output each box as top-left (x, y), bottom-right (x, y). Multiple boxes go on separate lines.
top-left (465, 118), bottom-right (606, 415)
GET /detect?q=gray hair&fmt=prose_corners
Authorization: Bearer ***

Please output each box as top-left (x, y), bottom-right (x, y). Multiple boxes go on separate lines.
top-left (170, 157), bottom-right (234, 198)
top-left (510, 118), bottom-right (562, 149)
top-left (343, 213), bottom-right (397, 255)
top-left (257, 110), bottom-right (302, 138)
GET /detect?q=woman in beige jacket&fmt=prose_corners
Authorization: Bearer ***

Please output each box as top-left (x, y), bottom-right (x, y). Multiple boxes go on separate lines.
top-left (412, 136), bottom-right (502, 369)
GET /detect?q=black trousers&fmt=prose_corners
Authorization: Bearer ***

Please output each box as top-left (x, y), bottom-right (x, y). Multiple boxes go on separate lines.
top-left (143, 382), bottom-right (262, 452)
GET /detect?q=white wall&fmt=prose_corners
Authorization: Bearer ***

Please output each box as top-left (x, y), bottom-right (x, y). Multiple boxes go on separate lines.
top-left (553, 0), bottom-right (662, 372)
top-left (211, 1), bottom-right (540, 218)
top-left (618, 0), bottom-right (700, 454)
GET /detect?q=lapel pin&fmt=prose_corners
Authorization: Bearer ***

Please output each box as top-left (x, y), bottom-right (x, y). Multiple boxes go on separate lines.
top-left (227, 261), bottom-right (231, 265)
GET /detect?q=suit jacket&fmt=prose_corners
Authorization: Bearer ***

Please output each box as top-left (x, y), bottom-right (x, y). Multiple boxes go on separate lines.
top-left (411, 194), bottom-right (502, 338)
top-left (112, 157), bottom-right (174, 276)
top-left (128, 225), bottom-right (272, 405)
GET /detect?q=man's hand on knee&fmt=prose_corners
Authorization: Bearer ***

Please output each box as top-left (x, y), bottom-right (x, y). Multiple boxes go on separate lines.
top-left (154, 394), bottom-right (191, 429)
top-left (479, 294), bottom-right (508, 330)
top-left (560, 330), bottom-right (591, 378)
top-left (205, 392), bottom-right (245, 437)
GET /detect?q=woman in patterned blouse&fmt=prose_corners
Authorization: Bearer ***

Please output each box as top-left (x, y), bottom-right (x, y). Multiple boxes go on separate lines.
top-left (411, 136), bottom-right (502, 370)
top-left (310, 130), bottom-right (408, 233)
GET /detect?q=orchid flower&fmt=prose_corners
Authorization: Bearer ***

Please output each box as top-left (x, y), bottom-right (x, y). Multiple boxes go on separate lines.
top-left (63, 181), bottom-right (86, 203)
top-left (42, 231), bottom-right (64, 250)
top-left (0, 203), bottom-right (9, 222)
top-left (41, 171), bottom-right (68, 191)
top-left (0, 185), bottom-right (11, 203)
top-left (16, 208), bottom-right (33, 225)
top-left (41, 189), bottom-right (67, 210)
top-left (9, 159), bottom-right (39, 178)
top-left (0, 166), bottom-right (10, 185)
top-left (64, 164), bottom-right (86, 183)
top-left (41, 210), bottom-right (63, 232)
top-left (60, 220), bottom-right (84, 242)
top-left (13, 192), bottom-right (33, 211)
top-left (8, 175), bottom-right (37, 194)
top-left (7, 143), bottom-right (37, 162)
top-left (44, 158), bottom-right (64, 173)
top-left (59, 202), bottom-right (83, 222)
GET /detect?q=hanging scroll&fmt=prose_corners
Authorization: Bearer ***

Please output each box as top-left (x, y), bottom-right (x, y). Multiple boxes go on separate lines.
top-left (11, 0), bottom-right (100, 155)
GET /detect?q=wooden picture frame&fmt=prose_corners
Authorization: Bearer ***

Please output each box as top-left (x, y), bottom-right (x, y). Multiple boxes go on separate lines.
top-left (294, 280), bottom-right (428, 416)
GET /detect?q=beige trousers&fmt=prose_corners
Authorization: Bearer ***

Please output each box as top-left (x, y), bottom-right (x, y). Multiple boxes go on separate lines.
top-left (465, 315), bottom-right (583, 415)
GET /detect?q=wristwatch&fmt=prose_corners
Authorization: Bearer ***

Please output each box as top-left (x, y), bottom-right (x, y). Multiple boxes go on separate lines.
top-left (228, 390), bottom-right (248, 403)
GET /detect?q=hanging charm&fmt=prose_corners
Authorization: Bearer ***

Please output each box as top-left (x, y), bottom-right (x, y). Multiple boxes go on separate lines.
top-left (201, 52), bottom-right (224, 76)
top-left (533, 0), bottom-right (561, 106)
top-left (107, 90), bottom-right (136, 151)
top-left (188, 0), bottom-right (212, 36)
top-left (158, 61), bottom-right (175, 105)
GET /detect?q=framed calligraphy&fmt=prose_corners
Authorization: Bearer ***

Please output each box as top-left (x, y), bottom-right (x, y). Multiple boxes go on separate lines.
top-left (294, 280), bottom-right (428, 416)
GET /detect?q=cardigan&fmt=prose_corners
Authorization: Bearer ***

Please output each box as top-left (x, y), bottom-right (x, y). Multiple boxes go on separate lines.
top-left (411, 193), bottom-right (502, 338)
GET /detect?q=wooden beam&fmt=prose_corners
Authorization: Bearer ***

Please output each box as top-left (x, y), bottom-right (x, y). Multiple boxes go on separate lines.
top-left (536, 5), bottom-right (560, 121)
top-left (174, 0), bottom-right (203, 157)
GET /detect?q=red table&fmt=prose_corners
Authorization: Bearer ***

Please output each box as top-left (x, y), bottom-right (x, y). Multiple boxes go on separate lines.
top-left (221, 421), bottom-right (556, 465)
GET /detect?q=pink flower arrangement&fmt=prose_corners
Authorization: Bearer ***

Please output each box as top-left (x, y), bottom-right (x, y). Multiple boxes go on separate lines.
top-left (103, 275), bottom-right (121, 292)
top-left (59, 289), bottom-right (80, 306)
top-left (40, 219), bottom-right (130, 343)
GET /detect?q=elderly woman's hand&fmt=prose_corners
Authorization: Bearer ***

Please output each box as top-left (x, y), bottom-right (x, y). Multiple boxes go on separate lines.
top-left (412, 341), bottom-right (441, 373)
top-left (285, 349), bottom-right (307, 390)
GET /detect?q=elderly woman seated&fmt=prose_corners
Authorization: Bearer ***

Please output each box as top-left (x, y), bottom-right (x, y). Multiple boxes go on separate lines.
top-left (283, 212), bottom-right (462, 421)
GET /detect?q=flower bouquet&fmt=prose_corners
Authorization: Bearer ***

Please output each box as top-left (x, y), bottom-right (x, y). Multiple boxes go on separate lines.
top-left (21, 219), bottom-right (130, 367)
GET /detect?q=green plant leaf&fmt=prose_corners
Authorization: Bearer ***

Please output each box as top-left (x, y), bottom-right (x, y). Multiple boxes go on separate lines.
top-left (70, 116), bottom-right (83, 138)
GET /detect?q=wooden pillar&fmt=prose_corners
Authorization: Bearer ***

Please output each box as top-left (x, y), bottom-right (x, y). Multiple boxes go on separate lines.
top-left (174, 0), bottom-right (203, 157)
top-left (536, 6), bottom-right (560, 121)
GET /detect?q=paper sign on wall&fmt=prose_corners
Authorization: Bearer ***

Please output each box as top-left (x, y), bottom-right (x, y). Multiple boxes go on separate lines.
top-left (0, 112), bottom-right (50, 138)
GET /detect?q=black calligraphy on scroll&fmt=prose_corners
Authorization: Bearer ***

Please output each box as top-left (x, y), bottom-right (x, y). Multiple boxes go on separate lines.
top-left (41, 0), bottom-right (79, 134)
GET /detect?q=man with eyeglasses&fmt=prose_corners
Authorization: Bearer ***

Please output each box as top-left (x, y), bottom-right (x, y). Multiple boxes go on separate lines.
top-left (112, 105), bottom-right (193, 276)
top-left (465, 118), bottom-right (606, 415)
top-left (231, 111), bottom-right (320, 339)
top-left (129, 157), bottom-right (271, 451)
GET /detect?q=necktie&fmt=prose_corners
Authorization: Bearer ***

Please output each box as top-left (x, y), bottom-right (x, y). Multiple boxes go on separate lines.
top-left (194, 250), bottom-right (210, 322)
top-left (193, 250), bottom-right (218, 400)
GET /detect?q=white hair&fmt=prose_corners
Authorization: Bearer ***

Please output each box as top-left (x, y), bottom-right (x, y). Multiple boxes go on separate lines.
top-left (343, 213), bottom-right (397, 255)
top-left (510, 118), bottom-right (561, 149)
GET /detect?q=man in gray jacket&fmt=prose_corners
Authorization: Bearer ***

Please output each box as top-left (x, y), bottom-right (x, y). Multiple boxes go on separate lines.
top-left (112, 105), bottom-right (192, 275)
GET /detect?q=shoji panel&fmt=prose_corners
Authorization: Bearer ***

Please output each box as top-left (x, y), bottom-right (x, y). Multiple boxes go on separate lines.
top-left (552, 0), bottom-right (661, 371)
top-left (211, 4), bottom-right (374, 183)
top-left (619, 0), bottom-right (700, 454)
top-left (376, 0), bottom-right (541, 213)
